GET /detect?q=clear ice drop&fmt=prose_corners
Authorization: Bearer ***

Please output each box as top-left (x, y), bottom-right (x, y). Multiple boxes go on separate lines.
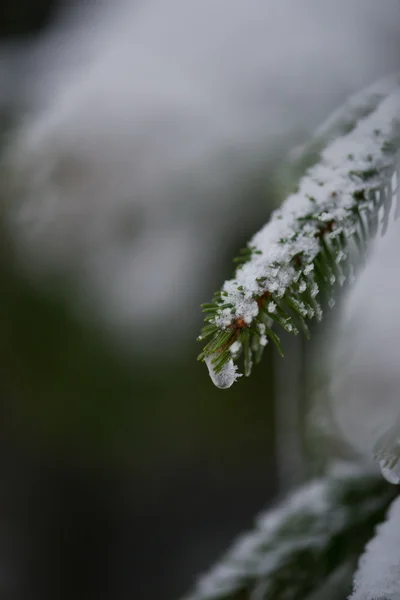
top-left (205, 355), bottom-right (241, 389)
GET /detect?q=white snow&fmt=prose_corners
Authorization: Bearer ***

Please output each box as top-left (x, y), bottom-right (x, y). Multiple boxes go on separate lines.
top-left (350, 495), bottom-right (400, 600)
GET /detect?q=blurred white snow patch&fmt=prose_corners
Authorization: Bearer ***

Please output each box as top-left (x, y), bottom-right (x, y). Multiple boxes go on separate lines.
top-left (3, 0), bottom-right (400, 350)
top-left (329, 215), bottom-right (400, 462)
top-left (350, 495), bottom-right (400, 600)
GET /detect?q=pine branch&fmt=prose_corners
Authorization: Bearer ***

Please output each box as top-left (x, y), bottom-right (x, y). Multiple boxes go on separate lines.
top-left (197, 81), bottom-right (400, 388)
top-left (183, 463), bottom-right (397, 600)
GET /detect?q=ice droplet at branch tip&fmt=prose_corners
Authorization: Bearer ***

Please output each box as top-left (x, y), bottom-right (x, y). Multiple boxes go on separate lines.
top-left (205, 355), bottom-right (242, 389)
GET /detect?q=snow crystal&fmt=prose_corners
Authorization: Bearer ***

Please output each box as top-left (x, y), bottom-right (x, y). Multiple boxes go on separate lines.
top-left (336, 250), bottom-right (347, 263)
top-left (350, 495), bottom-right (400, 600)
top-left (299, 280), bottom-right (307, 293)
top-left (257, 323), bottom-right (268, 347)
top-left (215, 281), bottom-right (259, 327)
top-left (304, 263), bottom-right (315, 274)
top-left (205, 355), bottom-right (241, 389)
top-left (320, 211), bottom-right (333, 222)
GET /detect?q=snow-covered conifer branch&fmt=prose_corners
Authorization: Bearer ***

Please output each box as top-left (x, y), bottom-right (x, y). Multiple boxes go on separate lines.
top-left (197, 82), bottom-right (400, 388)
top-left (184, 463), bottom-right (396, 600)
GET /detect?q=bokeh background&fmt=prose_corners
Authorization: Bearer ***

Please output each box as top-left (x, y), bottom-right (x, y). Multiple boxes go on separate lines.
top-left (0, 1), bottom-right (400, 599)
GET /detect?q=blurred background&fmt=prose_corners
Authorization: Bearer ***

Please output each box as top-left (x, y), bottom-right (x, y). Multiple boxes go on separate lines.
top-left (0, 1), bottom-right (400, 598)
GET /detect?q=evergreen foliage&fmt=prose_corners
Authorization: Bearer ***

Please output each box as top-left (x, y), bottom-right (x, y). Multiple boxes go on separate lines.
top-left (197, 79), bottom-right (400, 387)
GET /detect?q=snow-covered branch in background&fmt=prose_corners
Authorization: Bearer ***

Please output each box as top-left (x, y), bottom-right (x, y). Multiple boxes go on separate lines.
top-left (198, 81), bottom-right (400, 388)
top-left (184, 463), bottom-right (396, 600)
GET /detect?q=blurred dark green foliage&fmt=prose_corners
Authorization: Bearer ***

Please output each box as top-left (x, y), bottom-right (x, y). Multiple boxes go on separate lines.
top-left (0, 202), bottom-right (279, 599)
top-left (0, 0), bottom-right (59, 38)
top-left (0, 8), bottom-right (287, 596)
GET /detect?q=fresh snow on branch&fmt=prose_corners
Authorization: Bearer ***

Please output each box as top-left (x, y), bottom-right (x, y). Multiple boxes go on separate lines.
top-left (198, 79), bottom-right (400, 387)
